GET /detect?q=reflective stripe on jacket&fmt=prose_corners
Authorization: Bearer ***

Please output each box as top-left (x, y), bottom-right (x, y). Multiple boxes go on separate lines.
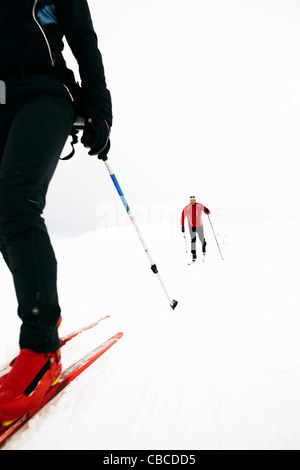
top-left (181, 203), bottom-right (205, 227)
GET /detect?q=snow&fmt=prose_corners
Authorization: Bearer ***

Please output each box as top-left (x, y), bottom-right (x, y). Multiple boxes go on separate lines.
top-left (0, 0), bottom-right (299, 453)
top-left (1, 219), bottom-right (300, 450)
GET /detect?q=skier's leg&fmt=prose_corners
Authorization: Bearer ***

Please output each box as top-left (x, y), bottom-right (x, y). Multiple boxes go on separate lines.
top-left (196, 226), bottom-right (207, 253)
top-left (0, 93), bottom-right (74, 353)
top-left (196, 227), bottom-right (207, 261)
top-left (189, 226), bottom-right (197, 260)
top-left (0, 115), bottom-right (12, 267)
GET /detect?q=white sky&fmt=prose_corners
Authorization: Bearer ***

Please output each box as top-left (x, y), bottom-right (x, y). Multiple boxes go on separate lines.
top-left (45, 0), bottom-right (300, 236)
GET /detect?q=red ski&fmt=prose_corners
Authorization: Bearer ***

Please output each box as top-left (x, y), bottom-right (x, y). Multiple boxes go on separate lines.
top-left (0, 315), bottom-right (110, 383)
top-left (59, 315), bottom-right (110, 346)
top-left (0, 331), bottom-right (123, 447)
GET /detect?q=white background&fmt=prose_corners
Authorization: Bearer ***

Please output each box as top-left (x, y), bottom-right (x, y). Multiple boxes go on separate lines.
top-left (45, 0), bottom-right (300, 236)
top-left (1, 0), bottom-right (300, 450)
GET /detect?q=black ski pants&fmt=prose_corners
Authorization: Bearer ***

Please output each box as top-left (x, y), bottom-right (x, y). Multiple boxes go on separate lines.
top-left (0, 75), bottom-right (74, 353)
top-left (189, 226), bottom-right (207, 256)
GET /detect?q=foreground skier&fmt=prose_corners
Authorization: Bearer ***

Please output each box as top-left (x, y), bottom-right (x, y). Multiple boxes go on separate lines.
top-left (0, 0), bottom-right (112, 425)
top-left (181, 196), bottom-right (210, 262)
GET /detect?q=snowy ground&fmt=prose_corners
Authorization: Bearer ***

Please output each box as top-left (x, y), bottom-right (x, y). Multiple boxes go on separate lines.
top-left (1, 219), bottom-right (300, 450)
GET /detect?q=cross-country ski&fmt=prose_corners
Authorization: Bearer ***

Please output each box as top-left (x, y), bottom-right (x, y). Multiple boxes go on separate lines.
top-left (0, 0), bottom-right (298, 453)
top-left (0, 316), bottom-right (110, 381)
top-left (0, 329), bottom-right (123, 447)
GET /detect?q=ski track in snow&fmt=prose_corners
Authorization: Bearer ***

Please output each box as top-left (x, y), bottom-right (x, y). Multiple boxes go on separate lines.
top-left (1, 221), bottom-right (300, 450)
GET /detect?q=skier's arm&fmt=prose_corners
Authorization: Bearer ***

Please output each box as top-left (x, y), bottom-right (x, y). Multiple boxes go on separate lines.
top-left (181, 208), bottom-right (186, 231)
top-left (58, 0), bottom-right (112, 125)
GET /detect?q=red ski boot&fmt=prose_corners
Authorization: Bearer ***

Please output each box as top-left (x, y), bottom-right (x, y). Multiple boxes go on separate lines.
top-left (0, 349), bottom-right (61, 427)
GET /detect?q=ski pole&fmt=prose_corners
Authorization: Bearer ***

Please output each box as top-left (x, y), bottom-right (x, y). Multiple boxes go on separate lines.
top-left (207, 214), bottom-right (224, 260)
top-left (183, 234), bottom-right (187, 253)
top-left (101, 157), bottom-right (178, 310)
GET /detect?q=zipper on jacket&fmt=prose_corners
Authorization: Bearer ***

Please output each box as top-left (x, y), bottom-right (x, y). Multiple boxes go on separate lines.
top-left (32, 0), bottom-right (55, 67)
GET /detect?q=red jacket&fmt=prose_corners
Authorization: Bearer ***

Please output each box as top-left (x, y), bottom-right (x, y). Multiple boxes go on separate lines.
top-left (181, 203), bottom-right (209, 228)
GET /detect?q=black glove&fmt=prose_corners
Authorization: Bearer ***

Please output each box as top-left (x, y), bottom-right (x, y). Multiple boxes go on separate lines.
top-left (181, 227), bottom-right (185, 233)
top-left (81, 118), bottom-right (111, 159)
top-left (204, 207), bottom-right (210, 214)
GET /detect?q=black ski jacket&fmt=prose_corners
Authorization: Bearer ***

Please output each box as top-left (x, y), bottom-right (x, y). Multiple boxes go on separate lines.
top-left (0, 0), bottom-right (112, 125)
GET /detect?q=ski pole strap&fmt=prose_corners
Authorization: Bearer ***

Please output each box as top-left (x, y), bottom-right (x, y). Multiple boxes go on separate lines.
top-left (60, 127), bottom-right (79, 160)
top-left (60, 116), bottom-right (85, 161)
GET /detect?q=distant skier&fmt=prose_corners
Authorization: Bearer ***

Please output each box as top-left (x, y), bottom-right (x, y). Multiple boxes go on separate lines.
top-left (181, 196), bottom-right (210, 262)
top-left (0, 0), bottom-right (112, 426)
